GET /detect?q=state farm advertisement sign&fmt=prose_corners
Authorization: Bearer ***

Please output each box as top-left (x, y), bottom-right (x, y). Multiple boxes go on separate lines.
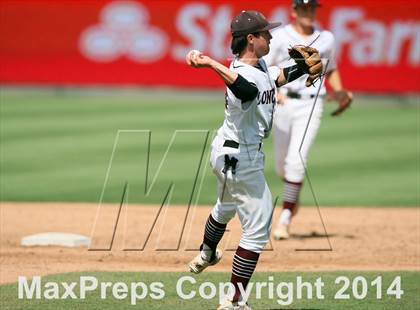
top-left (0, 0), bottom-right (419, 93)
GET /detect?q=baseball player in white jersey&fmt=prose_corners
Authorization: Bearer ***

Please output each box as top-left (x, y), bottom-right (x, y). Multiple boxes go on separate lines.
top-left (185, 10), bottom-right (322, 310)
top-left (264, 0), bottom-right (353, 240)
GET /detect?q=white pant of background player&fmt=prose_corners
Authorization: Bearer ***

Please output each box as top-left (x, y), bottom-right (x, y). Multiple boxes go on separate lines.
top-left (273, 96), bottom-right (323, 239)
top-left (210, 134), bottom-right (273, 253)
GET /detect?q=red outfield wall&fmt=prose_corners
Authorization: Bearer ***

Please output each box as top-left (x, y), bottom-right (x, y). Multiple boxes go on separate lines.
top-left (0, 0), bottom-right (419, 93)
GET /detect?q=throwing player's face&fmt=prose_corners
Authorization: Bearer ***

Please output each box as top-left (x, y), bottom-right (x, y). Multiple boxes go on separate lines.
top-left (250, 30), bottom-right (272, 58)
top-left (293, 4), bottom-right (317, 27)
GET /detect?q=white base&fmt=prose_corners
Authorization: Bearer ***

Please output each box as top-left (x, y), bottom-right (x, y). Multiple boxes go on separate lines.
top-left (21, 232), bottom-right (90, 247)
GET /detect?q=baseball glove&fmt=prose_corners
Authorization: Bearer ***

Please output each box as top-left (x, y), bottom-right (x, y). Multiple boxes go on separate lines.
top-left (288, 45), bottom-right (323, 87)
top-left (328, 90), bottom-right (353, 116)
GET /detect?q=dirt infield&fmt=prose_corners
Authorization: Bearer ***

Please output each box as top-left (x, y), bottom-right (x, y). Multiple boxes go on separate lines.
top-left (1, 203), bottom-right (419, 284)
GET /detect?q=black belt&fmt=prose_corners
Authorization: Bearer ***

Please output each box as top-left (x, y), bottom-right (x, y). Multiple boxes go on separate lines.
top-left (287, 91), bottom-right (315, 99)
top-left (223, 140), bottom-right (261, 150)
top-left (223, 140), bottom-right (240, 148)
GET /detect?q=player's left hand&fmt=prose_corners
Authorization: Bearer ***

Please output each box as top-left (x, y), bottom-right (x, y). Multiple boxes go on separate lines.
top-left (186, 50), bottom-right (213, 68)
top-left (328, 90), bottom-right (353, 116)
top-left (288, 45), bottom-right (323, 87)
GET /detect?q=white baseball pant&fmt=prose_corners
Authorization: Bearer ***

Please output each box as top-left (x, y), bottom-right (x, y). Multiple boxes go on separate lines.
top-left (209, 135), bottom-right (273, 253)
top-left (273, 98), bottom-right (323, 183)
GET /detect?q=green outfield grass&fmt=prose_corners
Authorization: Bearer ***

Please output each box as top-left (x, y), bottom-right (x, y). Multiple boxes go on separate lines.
top-left (0, 88), bottom-right (418, 206)
top-left (0, 271), bottom-right (418, 309)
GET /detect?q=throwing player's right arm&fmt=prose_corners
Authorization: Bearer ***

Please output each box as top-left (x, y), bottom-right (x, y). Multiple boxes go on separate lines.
top-left (186, 50), bottom-right (238, 84)
top-left (186, 50), bottom-right (259, 102)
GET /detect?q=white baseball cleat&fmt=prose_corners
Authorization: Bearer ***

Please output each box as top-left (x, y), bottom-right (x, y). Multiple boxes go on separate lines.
top-left (273, 223), bottom-right (290, 240)
top-left (188, 249), bottom-right (222, 274)
top-left (217, 300), bottom-right (252, 310)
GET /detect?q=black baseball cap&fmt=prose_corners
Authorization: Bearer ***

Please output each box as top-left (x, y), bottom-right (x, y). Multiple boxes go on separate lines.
top-left (292, 0), bottom-right (320, 8)
top-left (231, 10), bottom-right (282, 37)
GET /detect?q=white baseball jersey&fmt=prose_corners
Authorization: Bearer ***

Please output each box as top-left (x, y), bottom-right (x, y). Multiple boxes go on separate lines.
top-left (264, 24), bottom-right (336, 96)
top-left (217, 58), bottom-right (280, 145)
